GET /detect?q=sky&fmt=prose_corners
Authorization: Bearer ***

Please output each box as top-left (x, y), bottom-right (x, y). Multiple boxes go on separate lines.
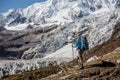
top-left (0, 0), bottom-right (47, 13)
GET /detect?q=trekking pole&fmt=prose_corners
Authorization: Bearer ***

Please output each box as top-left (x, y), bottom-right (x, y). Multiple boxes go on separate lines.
top-left (72, 43), bottom-right (74, 60)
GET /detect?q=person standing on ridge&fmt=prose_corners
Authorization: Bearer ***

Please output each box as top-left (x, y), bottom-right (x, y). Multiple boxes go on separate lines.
top-left (72, 32), bottom-right (89, 69)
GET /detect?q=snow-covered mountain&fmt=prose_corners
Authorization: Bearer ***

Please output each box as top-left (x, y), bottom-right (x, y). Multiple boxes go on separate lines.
top-left (0, 0), bottom-right (120, 78)
top-left (0, 0), bottom-right (119, 30)
top-left (0, 0), bottom-right (120, 62)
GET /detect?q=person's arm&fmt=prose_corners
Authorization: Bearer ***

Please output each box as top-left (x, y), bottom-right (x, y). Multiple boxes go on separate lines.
top-left (72, 38), bottom-right (79, 48)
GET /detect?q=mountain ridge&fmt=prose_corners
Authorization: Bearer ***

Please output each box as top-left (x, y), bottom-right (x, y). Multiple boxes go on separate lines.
top-left (1, 0), bottom-right (119, 30)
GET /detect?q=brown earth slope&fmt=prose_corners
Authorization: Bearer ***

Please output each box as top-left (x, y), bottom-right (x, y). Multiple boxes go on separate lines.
top-left (85, 22), bottom-right (120, 60)
top-left (41, 47), bottom-right (120, 80)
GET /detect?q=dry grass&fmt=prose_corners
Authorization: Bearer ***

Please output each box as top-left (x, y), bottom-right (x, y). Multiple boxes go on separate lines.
top-left (41, 47), bottom-right (120, 80)
top-left (102, 48), bottom-right (120, 61)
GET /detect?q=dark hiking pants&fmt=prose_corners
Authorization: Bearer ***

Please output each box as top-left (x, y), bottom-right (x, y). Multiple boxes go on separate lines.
top-left (78, 49), bottom-right (84, 67)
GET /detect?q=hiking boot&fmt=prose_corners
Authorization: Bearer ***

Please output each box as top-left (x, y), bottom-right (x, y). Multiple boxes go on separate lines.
top-left (80, 65), bottom-right (84, 69)
top-left (80, 66), bottom-right (84, 69)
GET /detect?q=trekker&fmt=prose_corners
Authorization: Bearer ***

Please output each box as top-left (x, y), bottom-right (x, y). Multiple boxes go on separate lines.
top-left (73, 32), bottom-right (89, 69)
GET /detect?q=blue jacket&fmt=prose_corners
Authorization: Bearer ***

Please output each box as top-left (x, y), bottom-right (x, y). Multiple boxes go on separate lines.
top-left (73, 36), bottom-right (89, 50)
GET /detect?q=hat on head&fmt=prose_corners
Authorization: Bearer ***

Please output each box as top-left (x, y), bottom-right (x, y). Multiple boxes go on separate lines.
top-left (77, 31), bottom-right (83, 36)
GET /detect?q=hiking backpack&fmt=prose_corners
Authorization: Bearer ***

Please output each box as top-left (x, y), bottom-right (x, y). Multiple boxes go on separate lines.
top-left (74, 36), bottom-right (89, 50)
top-left (80, 36), bottom-right (89, 50)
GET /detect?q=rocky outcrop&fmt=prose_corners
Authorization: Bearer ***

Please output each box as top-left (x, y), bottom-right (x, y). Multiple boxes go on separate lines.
top-left (0, 24), bottom-right (61, 59)
top-left (0, 26), bottom-right (6, 31)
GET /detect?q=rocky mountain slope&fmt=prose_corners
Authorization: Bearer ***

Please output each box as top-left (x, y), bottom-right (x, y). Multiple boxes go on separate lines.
top-left (42, 48), bottom-right (120, 80)
top-left (0, 0), bottom-right (119, 59)
top-left (0, 22), bottom-right (120, 79)
top-left (0, 8), bottom-right (120, 60)
top-left (1, 37), bottom-right (120, 80)
top-left (0, 47), bottom-right (120, 80)
top-left (0, 24), bottom-right (61, 59)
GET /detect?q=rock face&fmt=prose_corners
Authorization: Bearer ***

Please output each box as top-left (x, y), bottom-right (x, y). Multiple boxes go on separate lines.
top-left (0, 26), bottom-right (6, 31)
top-left (0, 25), bottom-right (62, 59)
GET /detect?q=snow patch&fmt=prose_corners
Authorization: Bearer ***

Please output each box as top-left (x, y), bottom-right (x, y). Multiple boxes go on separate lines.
top-left (43, 43), bottom-right (78, 60)
top-left (4, 23), bottom-right (29, 30)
